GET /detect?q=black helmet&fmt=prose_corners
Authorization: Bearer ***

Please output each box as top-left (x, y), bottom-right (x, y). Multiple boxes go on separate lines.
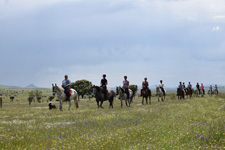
top-left (144, 77), bottom-right (147, 80)
top-left (124, 76), bottom-right (127, 79)
top-left (160, 80), bottom-right (162, 82)
top-left (103, 74), bottom-right (106, 77)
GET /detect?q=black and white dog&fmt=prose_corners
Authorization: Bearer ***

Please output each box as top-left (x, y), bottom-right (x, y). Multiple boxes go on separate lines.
top-left (49, 101), bottom-right (57, 110)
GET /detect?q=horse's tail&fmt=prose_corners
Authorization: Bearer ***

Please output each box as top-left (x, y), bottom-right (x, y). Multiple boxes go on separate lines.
top-left (130, 90), bottom-right (134, 102)
top-left (111, 90), bottom-right (116, 99)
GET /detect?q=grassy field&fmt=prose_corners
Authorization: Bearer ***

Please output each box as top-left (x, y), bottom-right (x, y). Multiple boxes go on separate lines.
top-left (0, 93), bottom-right (224, 150)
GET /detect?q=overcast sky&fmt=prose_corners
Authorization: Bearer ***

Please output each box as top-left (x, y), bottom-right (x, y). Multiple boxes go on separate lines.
top-left (0, 0), bottom-right (225, 88)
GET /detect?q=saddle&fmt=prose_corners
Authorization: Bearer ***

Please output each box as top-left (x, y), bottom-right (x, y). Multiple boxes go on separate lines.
top-left (64, 89), bottom-right (73, 102)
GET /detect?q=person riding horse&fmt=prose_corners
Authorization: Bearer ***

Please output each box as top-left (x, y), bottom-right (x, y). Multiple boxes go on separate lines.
top-left (158, 80), bottom-right (165, 95)
top-left (214, 84), bottom-right (218, 94)
top-left (188, 82), bottom-right (192, 89)
top-left (201, 83), bottom-right (205, 94)
top-left (177, 82), bottom-right (184, 98)
top-left (100, 74), bottom-right (108, 100)
top-left (141, 77), bottom-right (150, 96)
top-left (196, 83), bottom-right (200, 94)
top-left (123, 76), bottom-right (129, 99)
top-left (62, 74), bottom-right (71, 102)
top-left (182, 82), bottom-right (186, 94)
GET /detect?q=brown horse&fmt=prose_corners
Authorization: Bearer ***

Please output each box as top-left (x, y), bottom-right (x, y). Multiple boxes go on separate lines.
top-left (177, 88), bottom-right (184, 99)
top-left (185, 87), bottom-right (193, 99)
top-left (141, 88), bottom-right (151, 104)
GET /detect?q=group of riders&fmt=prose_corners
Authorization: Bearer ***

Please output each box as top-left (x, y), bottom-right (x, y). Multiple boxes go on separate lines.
top-left (61, 74), bottom-right (219, 101)
top-left (177, 82), bottom-right (218, 96)
top-left (61, 74), bottom-right (165, 101)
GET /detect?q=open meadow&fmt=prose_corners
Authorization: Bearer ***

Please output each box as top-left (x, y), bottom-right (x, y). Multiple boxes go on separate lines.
top-left (0, 91), bottom-right (225, 150)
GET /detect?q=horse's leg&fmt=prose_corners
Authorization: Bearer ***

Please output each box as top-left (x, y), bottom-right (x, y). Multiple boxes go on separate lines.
top-left (121, 99), bottom-right (123, 108)
top-left (142, 97), bottom-right (144, 105)
top-left (149, 95), bottom-right (151, 104)
top-left (96, 99), bottom-right (99, 108)
top-left (74, 96), bottom-right (79, 109)
top-left (100, 100), bottom-right (104, 108)
top-left (59, 100), bottom-right (63, 111)
top-left (68, 100), bottom-right (71, 111)
top-left (146, 96), bottom-right (148, 104)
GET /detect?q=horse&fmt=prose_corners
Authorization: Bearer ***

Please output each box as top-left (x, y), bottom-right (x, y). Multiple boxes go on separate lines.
top-left (185, 87), bottom-right (193, 99)
top-left (91, 85), bottom-right (115, 108)
top-left (194, 88), bottom-right (200, 97)
top-left (52, 84), bottom-right (79, 111)
top-left (177, 88), bottom-right (185, 99)
top-left (208, 89), bottom-right (213, 96)
top-left (141, 88), bottom-right (151, 104)
top-left (156, 86), bottom-right (165, 102)
top-left (213, 89), bottom-right (219, 95)
top-left (200, 89), bottom-right (205, 97)
top-left (116, 86), bottom-right (133, 107)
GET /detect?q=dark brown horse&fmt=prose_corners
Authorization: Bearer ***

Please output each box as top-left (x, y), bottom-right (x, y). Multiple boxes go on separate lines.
top-left (141, 88), bottom-right (151, 104)
top-left (185, 87), bottom-right (193, 99)
top-left (177, 88), bottom-right (184, 99)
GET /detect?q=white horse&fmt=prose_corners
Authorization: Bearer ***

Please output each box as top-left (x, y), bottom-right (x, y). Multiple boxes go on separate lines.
top-left (52, 84), bottom-right (79, 111)
top-left (156, 86), bottom-right (166, 102)
top-left (116, 86), bottom-right (133, 107)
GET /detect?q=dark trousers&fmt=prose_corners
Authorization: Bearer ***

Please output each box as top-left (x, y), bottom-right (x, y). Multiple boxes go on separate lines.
top-left (125, 88), bottom-right (129, 99)
top-left (64, 87), bottom-right (70, 101)
top-left (101, 86), bottom-right (107, 99)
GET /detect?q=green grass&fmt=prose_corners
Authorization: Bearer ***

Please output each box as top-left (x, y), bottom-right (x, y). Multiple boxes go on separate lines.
top-left (0, 94), bottom-right (224, 150)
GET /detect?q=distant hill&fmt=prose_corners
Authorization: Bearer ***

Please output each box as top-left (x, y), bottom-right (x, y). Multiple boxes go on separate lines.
top-left (0, 85), bottom-right (22, 89)
top-left (0, 84), bottom-right (50, 90)
top-left (25, 84), bottom-right (37, 88)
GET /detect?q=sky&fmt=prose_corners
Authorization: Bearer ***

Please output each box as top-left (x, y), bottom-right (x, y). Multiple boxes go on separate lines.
top-left (0, 0), bottom-right (225, 88)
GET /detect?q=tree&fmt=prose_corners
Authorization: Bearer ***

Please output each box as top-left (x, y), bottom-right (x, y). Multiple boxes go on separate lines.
top-left (35, 90), bottom-right (42, 102)
top-left (71, 80), bottom-right (92, 99)
top-left (28, 91), bottom-right (35, 102)
top-left (129, 85), bottom-right (138, 97)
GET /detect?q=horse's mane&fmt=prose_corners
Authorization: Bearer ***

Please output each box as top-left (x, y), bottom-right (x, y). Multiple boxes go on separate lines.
top-left (55, 85), bottom-right (64, 91)
top-left (94, 85), bottom-right (101, 92)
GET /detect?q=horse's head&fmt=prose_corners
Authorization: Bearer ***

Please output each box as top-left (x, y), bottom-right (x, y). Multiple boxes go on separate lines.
top-left (52, 84), bottom-right (56, 96)
top-left (116, 86), bottom-right (119, 95)
top-left (91, 85), bottom-right (100, 97)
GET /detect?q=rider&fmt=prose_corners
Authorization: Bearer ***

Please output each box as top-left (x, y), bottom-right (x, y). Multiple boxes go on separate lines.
top-left (141, 77), bottom-right (150, 96)
top-left (188, 82), bottom-right (192, 89)
top-left (196, 83), bottom-right (200, 94)
top-left (188, 82), bottom-right (192, 94)
top-left (201, 83), bottom-right (205, 94)
top-left (209, 85), bottom-right (213, 91)
top-left (122, 76), bottom-right (129, 99)
top-left (182, 82), bottom-right (186, 94)
top-left (215, 84), bottom-right (218, 90)
top-left (178, 82), bottom-right (182, 89)
top-left (100, 74), bottom-right (108, 100)
top-left (158, 80), bottom-right (165, 95)
top-left (62, 74), bottom-right (71, 101)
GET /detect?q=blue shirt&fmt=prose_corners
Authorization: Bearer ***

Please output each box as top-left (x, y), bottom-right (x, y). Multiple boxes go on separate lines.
top-left (62, 79), bottom-right (71, 88)
top-left (188, 84), bottom-right (192, 88)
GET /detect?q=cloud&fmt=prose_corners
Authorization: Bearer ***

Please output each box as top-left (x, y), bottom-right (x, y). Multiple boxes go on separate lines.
top-left (212, 26), bottom-right (223, 32)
